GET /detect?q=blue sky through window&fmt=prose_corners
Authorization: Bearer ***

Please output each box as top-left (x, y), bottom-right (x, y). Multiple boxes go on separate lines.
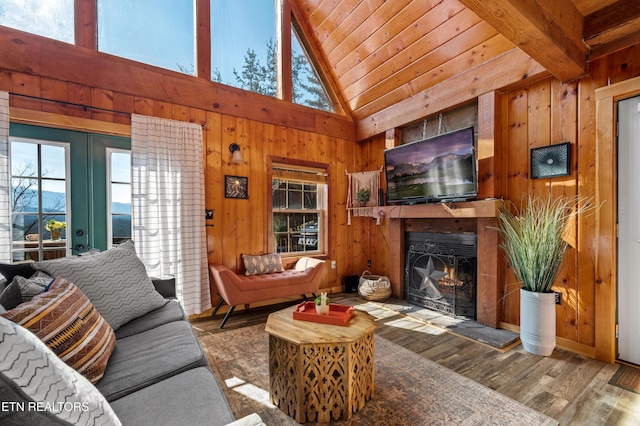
top-left (98, 0), bottom-right (196, 74)
top-left (211, 0), bottom-right (275, 88)
top-left (0, 0), bottom-right (74, 43)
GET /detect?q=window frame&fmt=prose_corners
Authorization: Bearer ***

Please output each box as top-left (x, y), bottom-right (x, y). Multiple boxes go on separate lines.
top-left (268, 157), bottom-right (330, 258)
top-left (106, 147), bottom-right (132, 249)
top-left (9, 136), bottom-right (72, 261)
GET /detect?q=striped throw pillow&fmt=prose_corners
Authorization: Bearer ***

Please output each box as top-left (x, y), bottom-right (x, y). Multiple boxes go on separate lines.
top-left (1, 276), bottom-right (116, 384)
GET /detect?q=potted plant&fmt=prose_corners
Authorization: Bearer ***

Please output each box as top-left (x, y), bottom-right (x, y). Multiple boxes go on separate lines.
top-left (355, 188), bottom-right (371, 207)
top-left (497, 195), bottom-right (593, 356)
top-left (45, 220), bottom-right (66, 240)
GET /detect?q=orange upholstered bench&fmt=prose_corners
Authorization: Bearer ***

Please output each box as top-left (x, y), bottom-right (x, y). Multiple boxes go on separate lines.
top-left (209, 257), bottom-right (325, 328)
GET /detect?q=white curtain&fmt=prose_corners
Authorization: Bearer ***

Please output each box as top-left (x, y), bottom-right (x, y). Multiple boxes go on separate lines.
top-left (0, 91), bottom-right (11, 263)
top-left (131, 114), bottom-right (211, 315)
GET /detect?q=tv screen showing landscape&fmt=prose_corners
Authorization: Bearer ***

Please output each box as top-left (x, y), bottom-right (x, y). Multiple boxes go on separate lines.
top-left (384, 127), bottom-right (477, 204)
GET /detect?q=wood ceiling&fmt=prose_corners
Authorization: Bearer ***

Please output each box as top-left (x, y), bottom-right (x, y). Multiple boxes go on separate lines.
top-left (292, 0), bottom-right (640, 121)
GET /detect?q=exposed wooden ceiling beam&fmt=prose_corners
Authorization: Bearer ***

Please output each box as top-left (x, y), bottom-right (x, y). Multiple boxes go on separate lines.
top-left (356, 48), bottom-right (548, 141)
top-left (584, 0), bottom-right (640, 58)
top-left (458, 0), bottom-right (588, 82)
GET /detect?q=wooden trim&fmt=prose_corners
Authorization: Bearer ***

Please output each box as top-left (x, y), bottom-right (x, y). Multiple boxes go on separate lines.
top-left (477, 91), bottom-right (502, 199)
top-left (196, 0), bottom-right (211, 80)
top-left (9, 107), bottom-right (131, 137)
top-left (0, 26), bottom-right (355, 140)
top-left (277, 0), bottom-right (293, 102)
top-left (75, 0), bottom-right (97, 50)
top-left (594, 75), bottom-right (640, 363)
top-left (356, 48), bottom-right (548, 141)
top-left (459, 0), bottom-right (587, 82)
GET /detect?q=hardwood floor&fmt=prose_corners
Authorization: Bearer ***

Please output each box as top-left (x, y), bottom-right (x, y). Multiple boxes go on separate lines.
top-left (191, 294), bottom-right (640, 425)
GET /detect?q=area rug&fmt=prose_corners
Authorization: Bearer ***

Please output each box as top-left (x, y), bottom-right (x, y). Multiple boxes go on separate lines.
top-left (198, 324), bottom-right (558, 425)
top-left (609, 364), bottom-right (640, 395)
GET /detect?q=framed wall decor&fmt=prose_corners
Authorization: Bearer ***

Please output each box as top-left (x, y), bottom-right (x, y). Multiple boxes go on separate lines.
top-left (530, 142), bottom-right (571, 179)
top-left (224, 175), bottom-right (248, 199)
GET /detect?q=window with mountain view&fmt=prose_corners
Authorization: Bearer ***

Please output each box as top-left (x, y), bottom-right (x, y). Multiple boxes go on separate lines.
top-left (108, 149), bottom-right (132, 247)
top-left (10, 139), bottom-right (69, 262)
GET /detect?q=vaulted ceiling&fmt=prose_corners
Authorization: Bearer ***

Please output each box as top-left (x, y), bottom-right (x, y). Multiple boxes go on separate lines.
top-left (292, 0), bottom-right (640, 121)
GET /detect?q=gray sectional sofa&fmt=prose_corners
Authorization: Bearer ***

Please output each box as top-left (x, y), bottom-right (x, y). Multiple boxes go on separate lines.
top-left (0, 241), bottom-right (263, 426)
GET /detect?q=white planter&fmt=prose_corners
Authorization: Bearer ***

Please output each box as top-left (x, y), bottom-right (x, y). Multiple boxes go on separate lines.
top-left (520, 289), bottom-right (556, 356)
top-left (316, 303), bottom-right (330, 315)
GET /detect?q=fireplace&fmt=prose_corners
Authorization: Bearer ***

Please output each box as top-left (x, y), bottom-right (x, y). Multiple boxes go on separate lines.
top-left (405, 232), bottom-right (477, 319)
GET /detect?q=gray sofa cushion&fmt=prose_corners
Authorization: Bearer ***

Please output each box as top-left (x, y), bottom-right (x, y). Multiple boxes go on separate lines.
top-left (97, 320), bottom-right (208, 401)
top-left (114, 300), bottom-right (185, 339)
top-left (110, 367), bottom-right (234, 426)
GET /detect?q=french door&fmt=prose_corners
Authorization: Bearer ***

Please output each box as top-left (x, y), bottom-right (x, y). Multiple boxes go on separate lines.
top-left (9, 124), bottom-right (130, 261)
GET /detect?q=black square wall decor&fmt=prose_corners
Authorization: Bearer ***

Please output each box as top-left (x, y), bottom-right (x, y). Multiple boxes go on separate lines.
top-left (530, 142), bottom-right (570, 179)
top-left (224, 175), bottom-right (248, 199)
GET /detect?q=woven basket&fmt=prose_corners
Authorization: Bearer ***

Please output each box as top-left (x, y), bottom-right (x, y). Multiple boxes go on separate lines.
top-left (358, 270), bottom-right (392, 301)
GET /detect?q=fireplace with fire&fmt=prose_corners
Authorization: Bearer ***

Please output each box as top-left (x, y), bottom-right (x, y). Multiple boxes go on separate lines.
top-left (405, 232), bottom-right (477, 319)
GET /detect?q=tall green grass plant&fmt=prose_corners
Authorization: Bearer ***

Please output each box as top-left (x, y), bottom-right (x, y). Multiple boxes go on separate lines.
top-left (498, 195), bottom-right (592, 293)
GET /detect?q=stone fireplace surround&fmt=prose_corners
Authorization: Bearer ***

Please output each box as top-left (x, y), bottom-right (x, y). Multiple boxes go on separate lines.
top-left (373, 200), bottom-right (503, 328)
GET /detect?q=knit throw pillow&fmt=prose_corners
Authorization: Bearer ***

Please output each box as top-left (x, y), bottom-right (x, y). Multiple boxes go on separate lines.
top-left (1, 277), bottom-right (116, 384)
top-left (34, 240), bottom-right (167, 330)
top-left (242, 253), bottom-right (285, 276)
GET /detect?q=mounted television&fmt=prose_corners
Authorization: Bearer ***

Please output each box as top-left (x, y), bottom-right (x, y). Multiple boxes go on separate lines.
top-left (384, 127), bottom-right (477, 204)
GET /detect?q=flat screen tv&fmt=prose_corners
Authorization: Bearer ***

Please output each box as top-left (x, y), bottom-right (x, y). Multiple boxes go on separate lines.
top-left (384, 126), bottom-right (477, 204)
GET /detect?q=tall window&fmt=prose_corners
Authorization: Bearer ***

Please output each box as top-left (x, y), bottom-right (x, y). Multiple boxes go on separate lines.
top-left (0, 0), bottom-right (74, 43)
top-left (97, 0), bottom-right (195, 75)
top-left (10, 138), bottom-right (69, 262)
top-left (211, 0), bottom-right (277, 96)
top-left (272, 163), bottom-right (327, 255)
top-left (107, 149), bottom-right (131, 247)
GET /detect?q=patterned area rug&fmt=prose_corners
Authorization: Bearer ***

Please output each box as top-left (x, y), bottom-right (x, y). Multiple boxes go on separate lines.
top-left (198, 323), bottom-right (558, 425)
top-left (609, 364), bottom-right (640, 395)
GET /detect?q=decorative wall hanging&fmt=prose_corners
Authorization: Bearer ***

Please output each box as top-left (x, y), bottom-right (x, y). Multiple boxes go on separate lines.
top-left (346, 168), bottom-right (382, 225)
top-left (225, 175), bottom-right (248, 199)
top-left (530, 142), bottom-right (570, 179)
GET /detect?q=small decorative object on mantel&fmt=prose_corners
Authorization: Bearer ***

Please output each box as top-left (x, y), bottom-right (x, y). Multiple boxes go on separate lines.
top-left (346, 168), bottom-right (382, 225)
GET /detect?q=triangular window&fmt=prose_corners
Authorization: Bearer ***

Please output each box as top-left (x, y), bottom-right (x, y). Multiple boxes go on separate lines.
top-left (290, 26), bottom-right (335, 113)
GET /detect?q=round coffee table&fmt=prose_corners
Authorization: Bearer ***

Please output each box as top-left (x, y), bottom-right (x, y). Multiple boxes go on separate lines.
top-left (265, 304), bottom-right (377, 423)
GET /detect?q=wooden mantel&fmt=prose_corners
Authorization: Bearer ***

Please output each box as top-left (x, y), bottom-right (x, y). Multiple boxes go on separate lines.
top-left (373, 199), bottom-right (504, 328)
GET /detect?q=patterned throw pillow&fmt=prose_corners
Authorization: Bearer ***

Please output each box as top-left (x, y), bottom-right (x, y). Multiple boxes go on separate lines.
top-left (34, 240), bottom-right (167, 330)
top-left (242, 253), bottom-right (285, 276)
top-left (2, 277), bottom-right (116, 384)
top-left (0, 316), bottom-right (121, 425)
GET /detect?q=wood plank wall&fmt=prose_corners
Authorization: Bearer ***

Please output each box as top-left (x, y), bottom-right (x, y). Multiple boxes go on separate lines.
top-left (360, 43), bottom-right (640, 352)
top-left (0, 69), bottom-right (371, 307)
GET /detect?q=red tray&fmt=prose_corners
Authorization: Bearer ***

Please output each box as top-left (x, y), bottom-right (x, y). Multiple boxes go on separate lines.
top-left (292, 301), bottom-right (355, 326)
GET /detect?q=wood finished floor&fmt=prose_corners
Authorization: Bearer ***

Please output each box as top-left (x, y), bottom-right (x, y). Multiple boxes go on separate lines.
top-left (190, 294), bottom-right (640, 425)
